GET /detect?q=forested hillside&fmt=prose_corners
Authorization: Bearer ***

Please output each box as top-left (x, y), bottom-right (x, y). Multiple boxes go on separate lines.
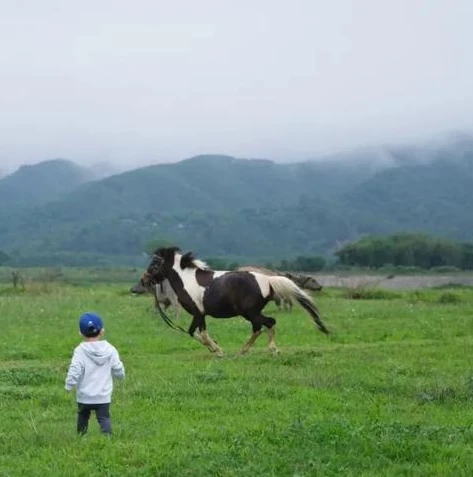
top-left (1, 137), bottom-right (472, 266)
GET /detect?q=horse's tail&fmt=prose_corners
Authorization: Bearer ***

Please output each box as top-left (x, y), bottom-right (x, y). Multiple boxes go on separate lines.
top-left (266, 276), bottom-right (329, 334)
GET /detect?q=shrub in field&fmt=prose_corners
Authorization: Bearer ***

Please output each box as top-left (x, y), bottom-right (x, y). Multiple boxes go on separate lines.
top-left (18, 280), bottom-right (66, 295)
top-left (433, 283), bottom-right (468, 289)
top-left (37, 267), bottom-right (66, 283)
top-left (406, 290), bottom-right (430, 303)
top-left (430, 266), bottom-right (461, 273)
top-left (0, 286), bottom-right (25, 296)
top-left (343, 284), bottom-right (401, 300)
top-left (437, 292), bottom-right (462, 304)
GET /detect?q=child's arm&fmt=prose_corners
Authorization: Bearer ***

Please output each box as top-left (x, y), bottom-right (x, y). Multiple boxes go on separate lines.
top-left (111, 348), bottom-right (125, 380)
top-left (65, 349), bottom-right (83, 391)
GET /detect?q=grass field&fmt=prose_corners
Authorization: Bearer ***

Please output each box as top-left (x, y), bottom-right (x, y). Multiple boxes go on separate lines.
top-left (1, 280), bottom-right (473, 476)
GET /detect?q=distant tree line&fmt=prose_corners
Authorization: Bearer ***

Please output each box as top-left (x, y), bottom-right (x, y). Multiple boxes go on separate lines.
top-left (5, 234), bottom-right (472, 272)
top-left (335, 234), bottom-right (473, 270)
top-left (277, 256), bottom-right (326, 272)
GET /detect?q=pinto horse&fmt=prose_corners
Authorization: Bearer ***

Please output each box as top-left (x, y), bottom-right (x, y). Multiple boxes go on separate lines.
top-left (142, 246), bottom-right (329, 356)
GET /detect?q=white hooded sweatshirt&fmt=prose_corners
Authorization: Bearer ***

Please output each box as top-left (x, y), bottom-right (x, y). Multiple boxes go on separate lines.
top-left (65, 340), bottom-right (125, 404)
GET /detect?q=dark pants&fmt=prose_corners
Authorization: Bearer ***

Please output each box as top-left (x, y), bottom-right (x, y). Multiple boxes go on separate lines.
top-left (77, 402), bottom-right (112, 435)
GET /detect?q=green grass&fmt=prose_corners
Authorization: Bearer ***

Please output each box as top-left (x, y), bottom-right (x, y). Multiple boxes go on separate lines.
top-left (1, 282), bottom-right (473, 476)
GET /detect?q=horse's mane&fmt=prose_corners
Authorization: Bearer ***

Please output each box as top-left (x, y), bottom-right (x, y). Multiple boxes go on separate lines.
top-left (180, 251), bottom-right (209, 270)
top-left (153, 246), bottom-right (209, 270)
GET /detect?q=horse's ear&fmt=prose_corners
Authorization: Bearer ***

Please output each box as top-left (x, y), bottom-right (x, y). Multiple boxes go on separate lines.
top-left (180, 251), bottom-right (194, 269)
top-left (154, 247), bottom-right (167, 257)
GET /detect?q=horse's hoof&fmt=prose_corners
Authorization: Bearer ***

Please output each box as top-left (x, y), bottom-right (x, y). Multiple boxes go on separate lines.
top-left (210, 347), bottom-right (224, 357)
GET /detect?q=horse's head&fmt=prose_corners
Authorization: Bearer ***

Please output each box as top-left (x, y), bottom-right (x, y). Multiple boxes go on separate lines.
top-left (143, 255), bottom-right (165, 285)
top-left (140, 271), bottom-right (156, 288)
top-left (143, 246), bottom-right (181, 285)
top-left (130, 282), bottom-right (149, 294)
top-left (284, 272), bottom-right (323, 291)
top-left (300, 275), bottom-right (323, 291)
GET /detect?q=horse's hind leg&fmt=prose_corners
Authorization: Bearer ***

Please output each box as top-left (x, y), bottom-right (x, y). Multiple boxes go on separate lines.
top-left (263, 315), bottom-right (278, 354)
top-left (240, 315), bottom-right (277, 355)
top-left (273, 295), bottom-right (282, 311)
top-left (240, 329), bottom-right (263, 354)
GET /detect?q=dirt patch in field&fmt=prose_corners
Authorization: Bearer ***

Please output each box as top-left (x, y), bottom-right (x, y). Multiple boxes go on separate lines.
top-left (313, 274), bottom-right (473, 290)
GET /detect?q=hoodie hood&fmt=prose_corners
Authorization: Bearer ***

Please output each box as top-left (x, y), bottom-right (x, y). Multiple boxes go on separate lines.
top-left (80, 341), bottom-right (114, 366)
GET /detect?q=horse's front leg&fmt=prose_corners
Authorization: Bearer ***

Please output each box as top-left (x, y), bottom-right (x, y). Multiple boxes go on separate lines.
top-left (188, 315), bottom-right (223, 357)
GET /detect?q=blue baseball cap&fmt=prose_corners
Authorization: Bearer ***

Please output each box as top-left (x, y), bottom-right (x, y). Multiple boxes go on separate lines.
top-left (79, 312), bottom-right (104, 337)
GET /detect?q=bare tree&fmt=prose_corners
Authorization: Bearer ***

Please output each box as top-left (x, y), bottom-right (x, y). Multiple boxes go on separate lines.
top-left (12, 271), bottom-right (25, 290)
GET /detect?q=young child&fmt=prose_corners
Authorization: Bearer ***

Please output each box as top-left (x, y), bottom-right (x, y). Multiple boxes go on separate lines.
top-left (65, 312), bottom-right (125, 435)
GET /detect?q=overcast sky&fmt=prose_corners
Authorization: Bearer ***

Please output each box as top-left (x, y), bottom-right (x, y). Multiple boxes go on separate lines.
top-left (1, 0), bottom-right (472, 173)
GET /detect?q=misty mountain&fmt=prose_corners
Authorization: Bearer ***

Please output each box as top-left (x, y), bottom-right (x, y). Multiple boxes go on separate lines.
top-left (1, 136), bottom-right (473, 266)
top-left (0, 159), bottom-right (95, 213)
top-left (17, 153), bottom-right (383, 226)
